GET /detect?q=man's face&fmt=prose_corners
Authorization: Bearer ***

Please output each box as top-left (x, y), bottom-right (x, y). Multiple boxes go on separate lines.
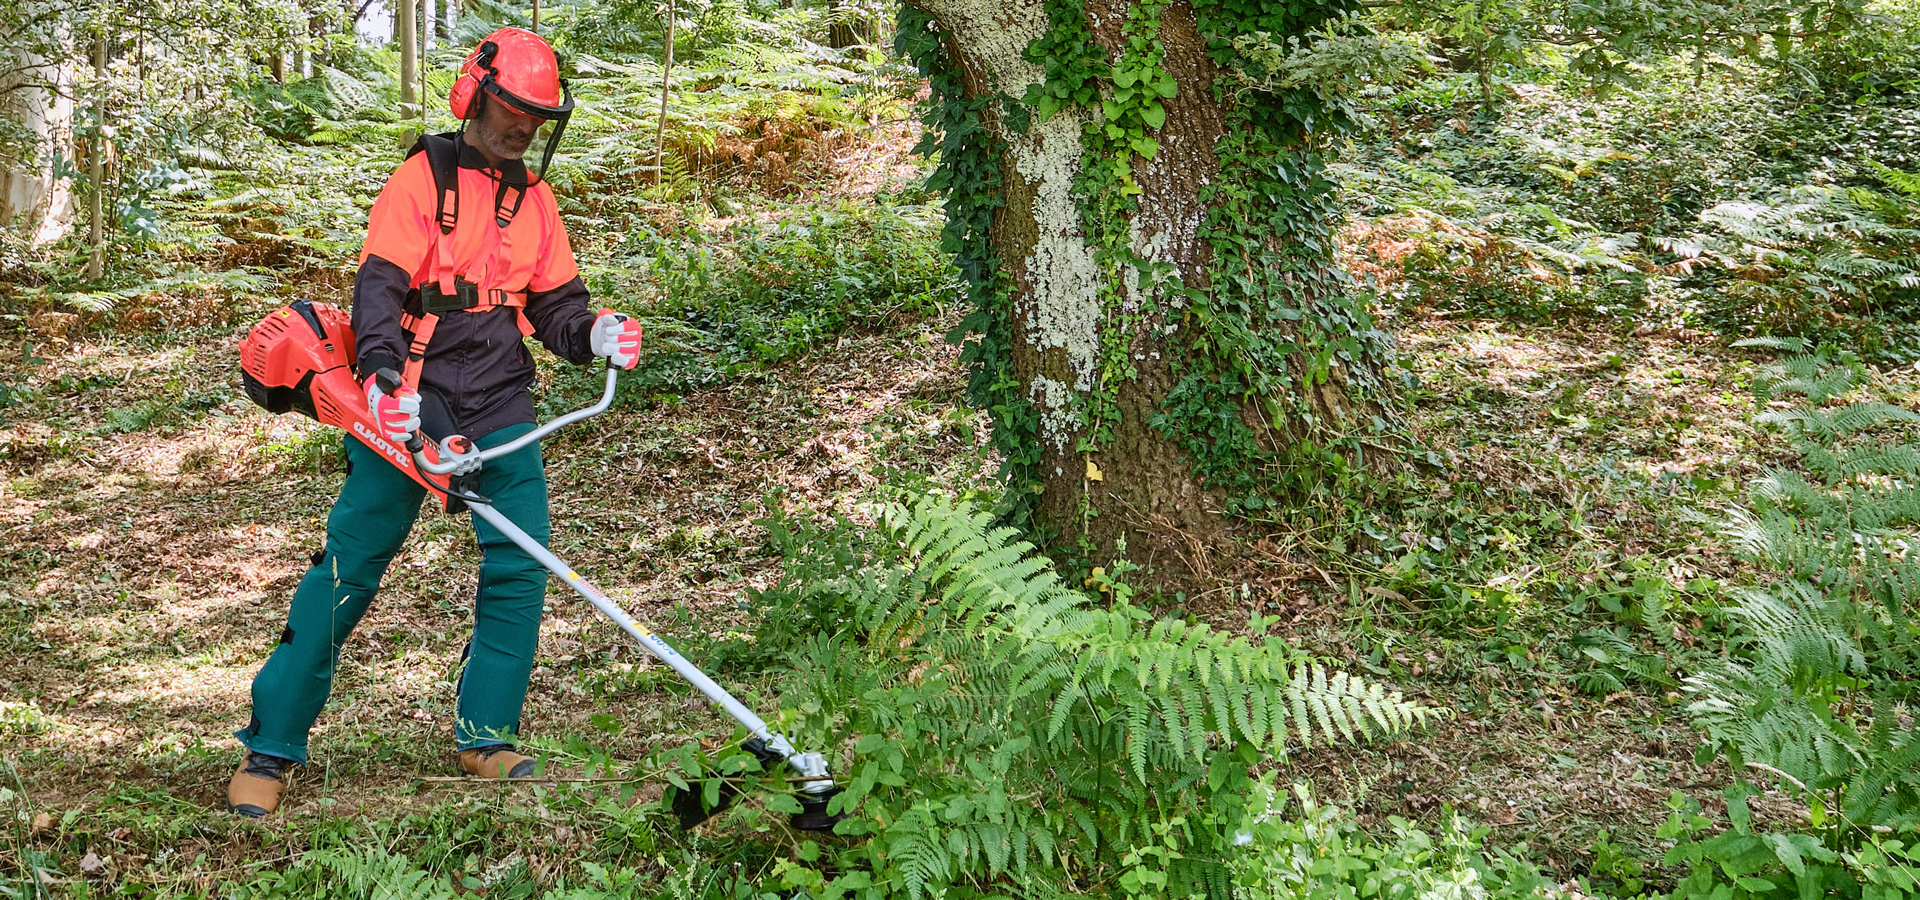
top-left (469, 95), bottom-right (542, 165)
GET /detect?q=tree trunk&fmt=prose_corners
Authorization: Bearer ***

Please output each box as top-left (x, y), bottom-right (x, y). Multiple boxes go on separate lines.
top-left (827, 0), bottom-right (869, 48)
top-left (0, 13), bottom-right (76, 244)
top-left (397, 0), bottom-right (416, 107)
top-left (86, 34), bottom-right (105, 282)
top-left (654, 0), bottom-right (674, 179)
top-left (530, 0), bottom-right (540, 32)
top-left (899, 0), bottom-right (1397, 583)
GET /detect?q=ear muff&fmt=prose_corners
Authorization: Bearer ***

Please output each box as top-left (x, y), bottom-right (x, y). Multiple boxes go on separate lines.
top-left (448, 40), bottom-right (501, 119)
top-left (448, 73), bottom-right (479, 119)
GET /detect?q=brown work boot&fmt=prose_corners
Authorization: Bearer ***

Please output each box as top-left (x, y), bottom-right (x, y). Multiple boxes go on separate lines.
top-left (458, 745), bottom-right (538, 779)
top-left (227, 751), bottom-right (295, 817)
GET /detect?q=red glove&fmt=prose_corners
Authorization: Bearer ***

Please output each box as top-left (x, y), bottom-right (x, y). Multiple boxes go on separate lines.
top-left (590, 309), bottom-right (642, 370)
top-left (364, 370), bottom-right (421, 445)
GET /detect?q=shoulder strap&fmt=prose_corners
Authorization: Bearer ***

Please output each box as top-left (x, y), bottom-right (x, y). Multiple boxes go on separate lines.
top-left (406, 132), bottom-right (463, 237)
top-left (406, 132), bottom-right (464, 301)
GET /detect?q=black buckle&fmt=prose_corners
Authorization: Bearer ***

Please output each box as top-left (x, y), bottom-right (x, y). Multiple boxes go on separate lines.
top-left (423, 278), bottom-right (481, 314)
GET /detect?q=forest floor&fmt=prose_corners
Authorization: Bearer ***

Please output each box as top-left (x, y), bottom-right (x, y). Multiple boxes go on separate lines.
top-left (3, 125), bottom-right (1903, 893)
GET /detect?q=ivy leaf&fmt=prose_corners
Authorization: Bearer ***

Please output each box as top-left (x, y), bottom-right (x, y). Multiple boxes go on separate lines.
top-left (1131, 135), bottom-right (1159, 159)
top-left (1141, 102), bottom-right (1168, 130)
top-left (1154, 74), bottom-right (1179, 99)
top-left (1115, 66), bottom-right (1138, 88)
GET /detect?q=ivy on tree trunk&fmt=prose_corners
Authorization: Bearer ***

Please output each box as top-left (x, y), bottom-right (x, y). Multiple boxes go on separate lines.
top-left (898, 0), bottom-right (1400, 582)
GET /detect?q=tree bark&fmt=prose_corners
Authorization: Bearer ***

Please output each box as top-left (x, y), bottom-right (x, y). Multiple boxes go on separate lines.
top-left (86, 33), bottom-right (105, 282)
top-left (0, 9), bottom-right (75, 244)
top-left (397, 0), bottom-right (417, 108)
top-left (904, 0), bottom-right (1394, 584)
top-left (827, 0), bottom-right (870, 48)
top-left (655, 0), bottom-right (674, 180)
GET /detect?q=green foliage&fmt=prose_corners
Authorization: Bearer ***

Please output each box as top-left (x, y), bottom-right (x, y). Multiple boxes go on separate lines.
top-left (736, 493), bottom-right (1431, 897)
top-left (1686, 350), bottom-right (1920, 857)
top-left (1658, 786), bottom-right (1920, 900)
top-left (1234, 785), bottom-right (1557, 899)
top-left (1339, 10), bottom-right (1920, 354)
top-left (1373, 0), bottom-right (1872, 101)
top-left (1687, 165), bottom-right (1920, 361)
top-left (606, 200), bottom-right (953, 395)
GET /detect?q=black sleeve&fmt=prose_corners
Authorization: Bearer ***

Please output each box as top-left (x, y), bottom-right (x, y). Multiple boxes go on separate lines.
top-left (351, 255), bottom-right (413, 378)
top-left (524, 275), bottom-right (598, 365)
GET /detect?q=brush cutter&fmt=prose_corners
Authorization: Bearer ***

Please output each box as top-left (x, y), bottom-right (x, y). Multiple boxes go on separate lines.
top-left (239, 299), bottom-right (842, 831)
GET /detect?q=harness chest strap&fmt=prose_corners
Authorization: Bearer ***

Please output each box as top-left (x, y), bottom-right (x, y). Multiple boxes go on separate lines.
top-left (397, 290), bottom-right (536, 389)
top-left (397, 133), bottom-right (538, 390)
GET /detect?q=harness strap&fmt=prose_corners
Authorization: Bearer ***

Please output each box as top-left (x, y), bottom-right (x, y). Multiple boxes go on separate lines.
top-left (399, 311), bottom-right (441, 389)
top-left (396, 291), bottom-right (534, 389)
top-left (397, 132), bottom-right (537, 389)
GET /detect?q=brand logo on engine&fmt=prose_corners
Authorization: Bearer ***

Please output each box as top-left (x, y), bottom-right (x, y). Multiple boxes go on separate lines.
top-left (352, 421), bottom-right (413, 469)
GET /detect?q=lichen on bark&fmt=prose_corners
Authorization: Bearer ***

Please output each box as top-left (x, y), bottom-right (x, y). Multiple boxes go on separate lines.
top-left (900, 0), bottom-right (1399, 581)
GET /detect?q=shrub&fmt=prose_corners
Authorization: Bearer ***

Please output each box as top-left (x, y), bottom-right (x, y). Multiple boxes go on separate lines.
top-left (703, 493), bottom-right (1433, 898)
top-left (1682, 343), bottom-right (1920, 892)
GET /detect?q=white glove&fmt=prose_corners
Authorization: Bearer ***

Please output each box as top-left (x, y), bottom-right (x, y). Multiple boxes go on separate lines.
top-left (590, 309), bottom-right (642, 370)
top-left (364, 370), bottom-right (421, 445)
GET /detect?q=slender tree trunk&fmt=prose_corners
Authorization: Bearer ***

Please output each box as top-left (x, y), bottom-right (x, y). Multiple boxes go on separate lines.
top-left (397, 0), bottom-right (417, 107)
top-left (654, 0), bottom-right (674, 181)
top-left (901, 0), bottom-right (1396, 583)
top-left (827, 0), bottom-right (869, 48)
top-left (0, 11), bottom-right (74, 243)
top-left (531, 0), bottom-right (540, 32)
top-left (86, 33), bottom-right (105, 282)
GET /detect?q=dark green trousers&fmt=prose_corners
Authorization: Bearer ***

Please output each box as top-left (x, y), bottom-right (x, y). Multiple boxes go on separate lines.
top-left (236, 422), bottom-right (549, 763)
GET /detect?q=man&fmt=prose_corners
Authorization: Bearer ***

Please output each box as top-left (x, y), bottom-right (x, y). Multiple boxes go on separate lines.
top-left (226, 27), bottom-right (643, 817)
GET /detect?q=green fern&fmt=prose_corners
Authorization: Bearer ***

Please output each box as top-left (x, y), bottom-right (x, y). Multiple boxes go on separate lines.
top-left (1692, 350), bottom-right (1920, 839)
top-left (749, 493), bottom-right (1433, 898)
top-left (303, 848), bottom-right (459, 900)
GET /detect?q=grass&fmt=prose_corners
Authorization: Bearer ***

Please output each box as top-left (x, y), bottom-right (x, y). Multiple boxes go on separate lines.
top-left (1, 283), bottom-right (1861, 894)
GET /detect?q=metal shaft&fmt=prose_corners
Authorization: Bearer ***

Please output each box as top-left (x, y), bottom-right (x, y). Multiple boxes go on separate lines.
top-left (465, 501), bottom-right (783, 748)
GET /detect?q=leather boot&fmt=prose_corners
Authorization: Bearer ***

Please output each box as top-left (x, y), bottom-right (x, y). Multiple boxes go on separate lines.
top-left (459, 745), bottom-right (538, 779)
top-left (227, 752), bottom-right (295, 817)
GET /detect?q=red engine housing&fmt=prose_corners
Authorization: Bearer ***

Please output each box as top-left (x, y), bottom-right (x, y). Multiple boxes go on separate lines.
top-left (239, 299), bottom-right (453, 503)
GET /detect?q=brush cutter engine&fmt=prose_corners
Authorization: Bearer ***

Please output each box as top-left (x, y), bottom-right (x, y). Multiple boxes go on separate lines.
top-left (237, 299), bottom-right (843, 831)
top-left (239, 300), bottom-right (457, 503)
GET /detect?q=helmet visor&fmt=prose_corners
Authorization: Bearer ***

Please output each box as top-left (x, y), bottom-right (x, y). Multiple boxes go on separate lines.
top-left (471, 78), bottom-right (573, 184)
top-left (480, 75), bottom-right (574, 120)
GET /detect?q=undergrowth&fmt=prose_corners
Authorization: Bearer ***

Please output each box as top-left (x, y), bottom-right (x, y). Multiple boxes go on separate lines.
top-left (1662, 340), bottom-right (1920, 898)
top-left (671, 493), bottom-right (1428, 897)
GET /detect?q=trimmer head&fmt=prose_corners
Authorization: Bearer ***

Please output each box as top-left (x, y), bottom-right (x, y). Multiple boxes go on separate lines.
top-left (668, 738), bottom-right (845, 832)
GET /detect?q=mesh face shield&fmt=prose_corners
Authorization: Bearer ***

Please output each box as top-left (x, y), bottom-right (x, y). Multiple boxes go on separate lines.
top-left (479, 74), bottom-right (573, 182)
top-left (465, 79), bottom-right (574, 184)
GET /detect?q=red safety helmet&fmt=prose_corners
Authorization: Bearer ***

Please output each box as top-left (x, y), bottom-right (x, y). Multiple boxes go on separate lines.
top-left (449, 27), bottom-right (574, 178)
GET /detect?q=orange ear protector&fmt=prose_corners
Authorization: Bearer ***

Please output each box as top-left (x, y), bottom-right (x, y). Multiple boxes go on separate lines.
top-left (448, 41), bottom-right (499, 120)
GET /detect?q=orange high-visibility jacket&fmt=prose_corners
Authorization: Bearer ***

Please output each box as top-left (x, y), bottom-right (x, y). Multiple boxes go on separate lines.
top-left (351, 137), bottom-right (597, 440)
